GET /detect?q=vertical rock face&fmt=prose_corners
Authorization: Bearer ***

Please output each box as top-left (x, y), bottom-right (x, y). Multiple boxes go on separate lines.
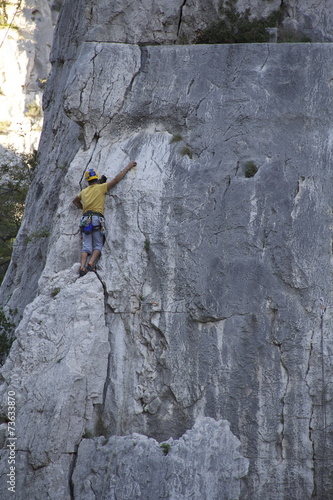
top-left (72, 418), bottom-right (249, 499)
top-left (1, 0), bottom-right (333, 152)
top-left (187, 0), bottom-right (333, 42)
top-left (0, 0), bottom-right (63, 152)
top-left (1, 1), bottom-right (333, 500)
top-left (76, 0), bottom-right (333, 44)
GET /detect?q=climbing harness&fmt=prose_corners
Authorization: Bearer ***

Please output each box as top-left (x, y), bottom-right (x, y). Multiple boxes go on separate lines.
top-left (80, 211), bottom-right (105, 234)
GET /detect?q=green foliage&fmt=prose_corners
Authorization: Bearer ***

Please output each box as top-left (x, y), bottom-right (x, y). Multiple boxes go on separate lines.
top-left (169, 134), bottom-right (183, 144)
top-left (180, 146), bottom-right (193, 159)
top-left (0, 307), bottom-right (16, 362)
top-left (26, 227), bottom-right (51, 243)
top-left (95, 415), bottom-right (108, 437)
top-left (51, 287), bottom-right (60, 297)
top-left (195, 0), bottom-right (281, 44)
top-left (0, 18), bottom-right (19, 30)
top-left (144, 239), bottom-right (150, 253)
top-left (22, 149), bottom-right (39, 170)
top-left (25, 101), bottom-right (42, 121)
top-left (0, 121), bottom-right (10, 134)
top-left (278, 27), bottom-right (311, 43)
top-left (0, 149), bottom-right (38, 283)
top-left (244, 161), bottom-right (258, 178)
top-left (0, 1), bottom-right (21, 30)
top-left (160, 443), bottom-right (171, 455)
top-left (82, 430), bottom-right (94, 439)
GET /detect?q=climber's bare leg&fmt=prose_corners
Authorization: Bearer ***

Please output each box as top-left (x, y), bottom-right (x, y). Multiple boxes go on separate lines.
top-left (80, 252), bottom-right (89, 270)
top-left (88, 249), bottom-right (101, 267)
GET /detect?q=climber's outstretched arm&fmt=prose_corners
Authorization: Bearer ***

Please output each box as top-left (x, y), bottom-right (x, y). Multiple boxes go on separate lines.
top-left (106, 161), bottom-right (137, 191)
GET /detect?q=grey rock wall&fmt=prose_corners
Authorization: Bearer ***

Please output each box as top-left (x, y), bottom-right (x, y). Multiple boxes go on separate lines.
top-left (0, 0), bottom-right (64, 152)
top-left (1, 1), bottom-right (333, 499)
top-left (72, 418), bottom-right (249, 500)
top-left (0, 0), bottom-right (85, 313)
top-left (1, 40), bottom-right (333, 500)
top-left (182, 0), bottom-right (333, 43)
top-left (80, 0), bottom-right (333, 44)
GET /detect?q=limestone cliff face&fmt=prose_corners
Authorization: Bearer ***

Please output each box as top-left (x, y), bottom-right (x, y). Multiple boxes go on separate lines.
top-left (0, 0), bottom-right (62, 152)
top-left (1, 0), bottom-right (333, 153)
top-left (73, 0), bottom-right (333, 45)
top-left (1, 1), bottom-right (333, 499)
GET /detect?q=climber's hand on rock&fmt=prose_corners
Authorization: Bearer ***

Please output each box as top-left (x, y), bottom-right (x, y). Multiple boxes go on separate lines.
top-left (128, 161), bottom-right (137, 169)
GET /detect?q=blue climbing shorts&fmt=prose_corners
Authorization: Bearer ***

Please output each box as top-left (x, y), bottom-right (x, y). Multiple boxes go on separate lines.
top-left (81, 215), bottom-right (105, 254)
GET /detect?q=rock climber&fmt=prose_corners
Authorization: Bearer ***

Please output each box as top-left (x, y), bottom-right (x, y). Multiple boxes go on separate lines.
top-left (72, 161), bottom-right (137, 277)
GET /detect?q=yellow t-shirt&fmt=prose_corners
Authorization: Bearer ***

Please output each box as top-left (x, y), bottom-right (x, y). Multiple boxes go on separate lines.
top-left (78, 183), bottom-right (108, 215)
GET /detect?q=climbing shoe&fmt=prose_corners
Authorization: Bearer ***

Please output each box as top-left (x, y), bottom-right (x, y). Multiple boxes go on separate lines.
top-left (79, 268), bottom-right (87, 277)
top-left (87, 263), bottom-right (96, 272)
